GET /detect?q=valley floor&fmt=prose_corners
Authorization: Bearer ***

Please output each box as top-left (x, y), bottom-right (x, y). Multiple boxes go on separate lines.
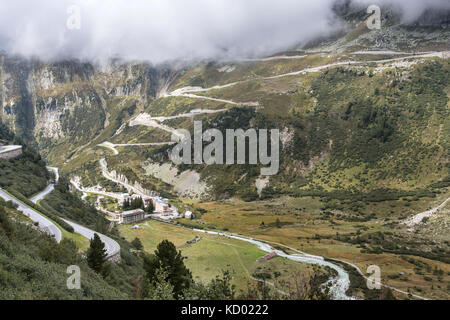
top-left (184, 193), bottom-right (450, 300)
top-left (119, 218), bottom-right (331, 297)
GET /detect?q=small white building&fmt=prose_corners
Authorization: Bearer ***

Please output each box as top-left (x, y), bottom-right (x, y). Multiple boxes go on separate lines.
top-left (184, 211), bottom-right (194, 219)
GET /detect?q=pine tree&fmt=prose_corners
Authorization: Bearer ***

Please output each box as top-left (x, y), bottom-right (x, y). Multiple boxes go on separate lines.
top-left (131, 237), bottom-right (143, 250)
top-left (275, 218), bottom-right (281, 228)
top-left (145, 200), bottom-right (154, 214)
top-left (143, 240), bottom-right (192, 298)
top-left (87, 233), bottom-right (108, 274)
top-left (123, 198), bottom-right (130, 210)
top-left (136, 197), bottom-right (144, 209)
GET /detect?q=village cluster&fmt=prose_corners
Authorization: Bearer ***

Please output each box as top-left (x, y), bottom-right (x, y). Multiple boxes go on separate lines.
top-left (97, 192), bottom-right (194, 225)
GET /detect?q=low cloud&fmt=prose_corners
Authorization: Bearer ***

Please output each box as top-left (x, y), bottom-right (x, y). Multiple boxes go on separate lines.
top-left (0, 0), bottom-right (448, 64)
top-left (354, 0), bottom-right (450, 22)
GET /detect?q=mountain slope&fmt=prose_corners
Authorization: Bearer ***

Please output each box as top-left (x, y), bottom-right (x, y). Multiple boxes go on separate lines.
top-left (0, 3), bottom-right (449, 299)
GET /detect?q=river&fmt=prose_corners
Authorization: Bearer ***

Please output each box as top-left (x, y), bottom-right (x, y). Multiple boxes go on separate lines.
top-left (193, 228), bottom-right (355, 300)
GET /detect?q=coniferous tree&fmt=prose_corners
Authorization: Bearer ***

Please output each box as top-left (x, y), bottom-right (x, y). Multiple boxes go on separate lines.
top-left (122, 198), bottom-right (130, 210)
top-left (145, 200), bottom-right (154, 214)
top-left (143, 240), bottom-right (192, 298)
top-left (95, 217), bottom-right (108, 234)
top-left (87, 233), bottom-right (108, 274)
top-left (275, 218), bottom-right (281, 228)
top-left (131, 237), bottom-right (143, 250)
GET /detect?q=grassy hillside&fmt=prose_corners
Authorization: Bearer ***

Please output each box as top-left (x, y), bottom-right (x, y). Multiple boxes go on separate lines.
top-left (0, 201), bottom-right (128, 299)
top-left (2, 52), bottom-right (448, 203)
top-left (87, 58), bottom-right (449, 202)
top-left (0, 120), bottom-right (49, 197)
top-left (0, 122), bottom-right (146, 299)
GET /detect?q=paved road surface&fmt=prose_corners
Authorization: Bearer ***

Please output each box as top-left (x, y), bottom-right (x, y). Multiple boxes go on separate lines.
top-left (29, 176), bottom-right (120, 258)
top-left (61, 218), bottom-right (120, 258)
top-left (0, 145), bottom-right (22, 155)
top-left (0, 187), bottom-right (62, 242)
top-left (30, 184), bottom-right (55, 203)
top-left (46, 167), bottom-right (60, 183)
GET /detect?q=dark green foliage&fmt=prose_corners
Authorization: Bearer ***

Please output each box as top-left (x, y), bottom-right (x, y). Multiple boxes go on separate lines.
top-left (40, 177), bottom-right (102, 228)
top-left (38, 182), bottom-right (145, 296)
top-left (0, 120), bottom-right (146, 299)
top-left (0, 153), bottom-right (48, 197)
top-left (38, 238), bottom-right (79, 265)
top-left (145, 200), bottom-right (154, 214)
top-left (430, 175), bottom-right (450, 189)
top-left (329, 259), bottom-right (385, 300)
top-left (87, 233), bottom-right (108, 275)
top-left (0, 119), bottom-right (14, 142)
top-left (381, 288), bottom-right (396, 300)
top-left (275, 218), bottom-right (281, 228)
top-left (158, 107), bottom-right (276, 200)
top-left (143, 240), bottom-right (192, 298)
top-left (339, 231), bottom-right (450, 264)
top-left (290, 187), bottom-right (439, 207)
top-left (186, 270), bottom-right (236, 300)
top-left (0, 203), bottom-right (127, 299)
top-left (123, 196), bottom-right (144, 211)
top-left (280, 61), bottom-right (449, 194)
top-left (0, 119), bottom-right (49, 196)
top-left (0, 205), bottom-right (13, 239)
top-left (131, 237), bottom-right (143, 250)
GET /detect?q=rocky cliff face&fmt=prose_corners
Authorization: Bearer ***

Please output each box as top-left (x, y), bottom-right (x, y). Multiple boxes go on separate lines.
top-left (0, 56), bottom-right (177, 161)
top-left (0, 4), bottom-right (448, 200)
top-left (1, 3), bottom-right (447, 157)
top-left (319, 1), bottom-right (450, 52)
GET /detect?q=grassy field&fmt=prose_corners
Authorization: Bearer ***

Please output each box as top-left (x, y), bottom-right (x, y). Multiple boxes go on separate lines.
top-left (184, 193), bottom-right (450, 299)
top-left (118, 219), bottom-right (324, 294)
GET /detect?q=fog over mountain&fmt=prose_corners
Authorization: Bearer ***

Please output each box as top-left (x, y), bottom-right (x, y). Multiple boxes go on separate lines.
top-left (0, 0), bottom-right (448, 63)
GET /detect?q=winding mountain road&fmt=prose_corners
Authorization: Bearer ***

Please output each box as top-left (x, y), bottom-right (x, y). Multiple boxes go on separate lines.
top-left (61, 218), bottom-right (121, 260)
top-left (30, 184), bottom-right (55, 203)
top-left (29, 168), bottom-right (121, 260)
top-left (166, 52), bottom-right (446, 97)
top-left (99, 158), bottom-right (151, 198)
top-left (0, 187), bottom-right (62, 242)
top-left (98, 141), bottom-right (174, 155)
top-left (102, 51), bottom-right (447, 156)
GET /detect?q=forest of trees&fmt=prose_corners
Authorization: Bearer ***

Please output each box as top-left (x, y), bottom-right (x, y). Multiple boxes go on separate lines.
top-left (122, 196), bottom-right (154, 213)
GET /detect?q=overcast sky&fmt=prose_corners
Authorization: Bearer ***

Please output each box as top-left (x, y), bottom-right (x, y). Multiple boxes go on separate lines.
top-left (0, 0), bottom-right (448, 63)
